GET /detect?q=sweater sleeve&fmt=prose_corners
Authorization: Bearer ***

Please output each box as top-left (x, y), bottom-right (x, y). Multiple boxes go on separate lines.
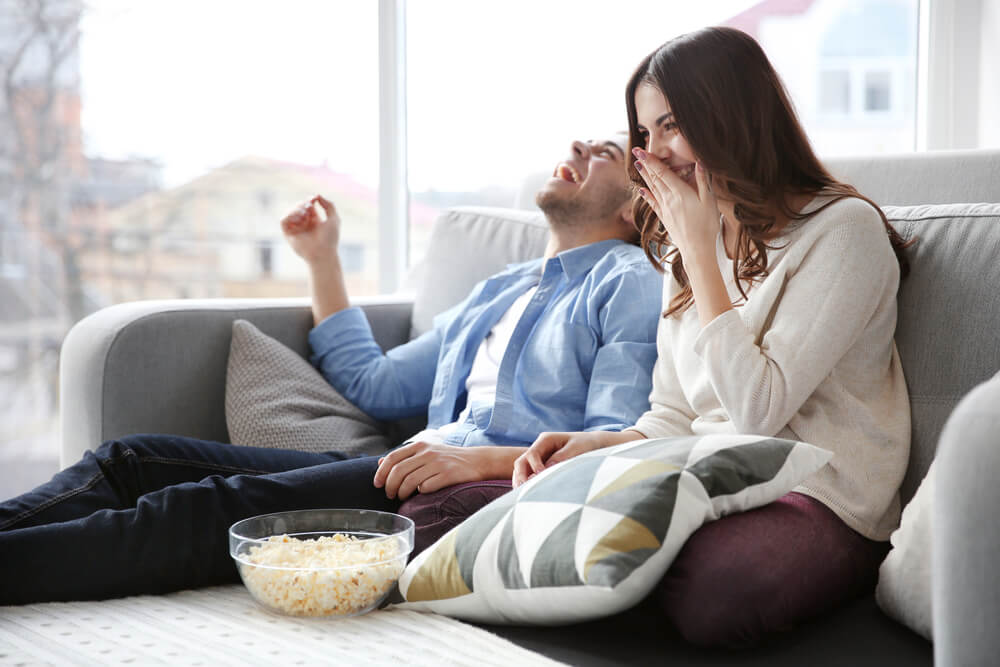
top-left (692, 205), bottom-right (899, 437)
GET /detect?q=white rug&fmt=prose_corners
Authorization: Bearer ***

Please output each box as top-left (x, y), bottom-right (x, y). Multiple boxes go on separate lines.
top-left (0, 585), bottom-right (564, 666)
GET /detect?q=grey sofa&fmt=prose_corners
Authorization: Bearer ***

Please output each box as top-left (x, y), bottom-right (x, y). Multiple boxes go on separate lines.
top-left (60, 149), bottom-right (1000, 666)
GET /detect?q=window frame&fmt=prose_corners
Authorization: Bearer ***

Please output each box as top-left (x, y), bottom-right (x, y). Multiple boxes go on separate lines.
top-left (377, 0), bottom-right (409, 294)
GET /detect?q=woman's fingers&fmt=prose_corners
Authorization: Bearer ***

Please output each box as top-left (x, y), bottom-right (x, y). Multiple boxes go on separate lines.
top-left (545, 442), bottom-right (578, 467)
top-left (513, 432), bottom-right (566, 487)
top-left (634, 151), bottom-right (720, 255)
top-left (529, 433), bottom-right (567, 470)
top-left (636, 187), bottom-right (661, 220)
top-left (546, 434), bottom-right (598, 467)
top-left (634, 152), bottom-right (684, 230)
top-left (512, 454), bottom-right (533, 487)
top-left (634, 158), bottom-right (667, 206)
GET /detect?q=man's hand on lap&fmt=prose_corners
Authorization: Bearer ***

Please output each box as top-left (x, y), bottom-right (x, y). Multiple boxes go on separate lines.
top-left (374, 442), bottom-right (525, 500)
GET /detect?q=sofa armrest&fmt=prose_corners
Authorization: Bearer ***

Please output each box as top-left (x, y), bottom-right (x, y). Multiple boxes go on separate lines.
top-left (933, 372), bottom-right (1000, 665)
top-left (58, 296), bottom-right (414, 468)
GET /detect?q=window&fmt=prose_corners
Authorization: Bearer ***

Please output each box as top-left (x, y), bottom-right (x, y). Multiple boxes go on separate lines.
top-left (339, 242), bottom-right (365, 274)
top-left (0, 0), bottom-right (379, 497)
top-left (865, 70), bottom-right (892, 111)
top-left (802, 0), bottom-right (918, 153)
top-left (820, 70), bottom-right (852, 114)
top-left (258, 240), bottom-right (274, 277)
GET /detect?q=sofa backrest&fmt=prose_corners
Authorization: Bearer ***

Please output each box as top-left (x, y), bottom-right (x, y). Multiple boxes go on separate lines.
top-left (412, 149), bottom-right (1000, 506)
top-left (827, 150), bottom-right (1000, 504)
top-left (409, 207), bottom-right (548, 337)
top-left (881, 203), bottom-right (1000, 503)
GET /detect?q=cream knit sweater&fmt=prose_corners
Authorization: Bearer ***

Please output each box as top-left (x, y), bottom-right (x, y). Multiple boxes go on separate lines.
top-left (632, 196), bottom-right (911, 541)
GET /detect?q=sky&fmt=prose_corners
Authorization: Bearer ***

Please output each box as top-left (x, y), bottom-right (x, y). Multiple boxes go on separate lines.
top-left (79, 1), bottom-right (759, 191)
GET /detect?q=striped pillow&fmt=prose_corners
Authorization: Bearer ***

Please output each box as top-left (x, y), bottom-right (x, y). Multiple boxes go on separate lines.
top-left (396, 434), bottom-right (831, 624)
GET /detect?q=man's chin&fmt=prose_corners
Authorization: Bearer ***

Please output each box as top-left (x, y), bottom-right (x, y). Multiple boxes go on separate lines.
top-left (535, 191), bottom-right (579, 222)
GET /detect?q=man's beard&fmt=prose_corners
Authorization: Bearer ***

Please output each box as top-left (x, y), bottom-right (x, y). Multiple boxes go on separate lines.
top-left (535, 185), bottom-right (628, 228)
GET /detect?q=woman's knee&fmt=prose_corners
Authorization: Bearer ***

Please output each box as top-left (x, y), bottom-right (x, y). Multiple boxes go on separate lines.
top-left (656, 495), bottom-right (883, 647)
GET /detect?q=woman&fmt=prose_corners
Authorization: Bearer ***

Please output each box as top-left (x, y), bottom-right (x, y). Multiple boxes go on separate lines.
top-left (512, 27), bottom-right (912, 647)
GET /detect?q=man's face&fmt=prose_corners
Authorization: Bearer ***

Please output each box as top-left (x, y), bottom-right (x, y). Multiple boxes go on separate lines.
top-left (535, 134), bottom-right (631, 225)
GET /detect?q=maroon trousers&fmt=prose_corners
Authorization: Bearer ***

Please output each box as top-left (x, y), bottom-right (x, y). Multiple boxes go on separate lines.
top-left (399, 482), bottom-right (887, 647)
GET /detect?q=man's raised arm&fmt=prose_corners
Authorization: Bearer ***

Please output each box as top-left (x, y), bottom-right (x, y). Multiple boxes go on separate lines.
top-left (280, 194), bottom-right (349, 325)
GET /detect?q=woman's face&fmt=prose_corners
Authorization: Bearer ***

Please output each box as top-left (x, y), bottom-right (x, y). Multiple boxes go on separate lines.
top-left (634, 83), bottom-right (698, 187)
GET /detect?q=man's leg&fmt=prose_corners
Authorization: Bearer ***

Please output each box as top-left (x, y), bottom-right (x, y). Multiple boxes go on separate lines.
top-left (0, 434), bottom-right (346, 531)
top-left (656, 492), bottom-right (889, 648)
top-left (0, 455), bottom-right (397, 604)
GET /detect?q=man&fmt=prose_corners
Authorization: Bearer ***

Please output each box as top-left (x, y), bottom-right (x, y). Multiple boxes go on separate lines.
top-left (0, 133), bottom-right (662, 604)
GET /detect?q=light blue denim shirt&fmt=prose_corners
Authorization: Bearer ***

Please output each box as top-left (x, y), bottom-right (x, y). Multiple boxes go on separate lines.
top-left (309, 239), bottom-right (661, 447)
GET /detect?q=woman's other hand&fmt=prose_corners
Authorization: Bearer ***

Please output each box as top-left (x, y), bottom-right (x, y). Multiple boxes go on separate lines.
top-left (512, 430), bottom-right (644, 487)
top-left (280, 194), bottom-right (341, 265)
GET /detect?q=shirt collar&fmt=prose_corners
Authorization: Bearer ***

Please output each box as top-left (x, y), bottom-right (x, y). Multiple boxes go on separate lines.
top-left (504, 239), bottom-right (629, 281)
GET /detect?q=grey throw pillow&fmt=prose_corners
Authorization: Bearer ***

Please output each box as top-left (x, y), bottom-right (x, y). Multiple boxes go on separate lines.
top-left (225, 319), bottom-right (391, 456)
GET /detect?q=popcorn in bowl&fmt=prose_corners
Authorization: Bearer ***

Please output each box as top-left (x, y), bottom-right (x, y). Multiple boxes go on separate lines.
top-left (229, 509), bottom-right (414, 618)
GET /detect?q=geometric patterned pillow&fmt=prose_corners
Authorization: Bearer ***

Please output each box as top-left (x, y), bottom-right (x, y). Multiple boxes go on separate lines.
top-left (396, 434), bottom-right (831, 624)
top-left (225, 320), bottom-right (392, 456)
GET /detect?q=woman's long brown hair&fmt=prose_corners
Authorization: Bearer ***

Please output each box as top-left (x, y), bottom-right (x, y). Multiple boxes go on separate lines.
top-left (625, 27), bottom-right (912, 318)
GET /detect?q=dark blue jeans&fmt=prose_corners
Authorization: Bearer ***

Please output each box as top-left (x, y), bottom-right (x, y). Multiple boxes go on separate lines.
top-left (0, 434), bottom-right (399, 604)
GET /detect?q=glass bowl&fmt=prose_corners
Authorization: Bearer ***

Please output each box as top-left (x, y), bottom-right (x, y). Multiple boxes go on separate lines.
top-left (229, 508), bottom-right (414, 618)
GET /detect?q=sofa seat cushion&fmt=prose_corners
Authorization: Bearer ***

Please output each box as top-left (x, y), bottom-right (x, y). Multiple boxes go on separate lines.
top-left (481, 593), bottom-right (932, 666)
